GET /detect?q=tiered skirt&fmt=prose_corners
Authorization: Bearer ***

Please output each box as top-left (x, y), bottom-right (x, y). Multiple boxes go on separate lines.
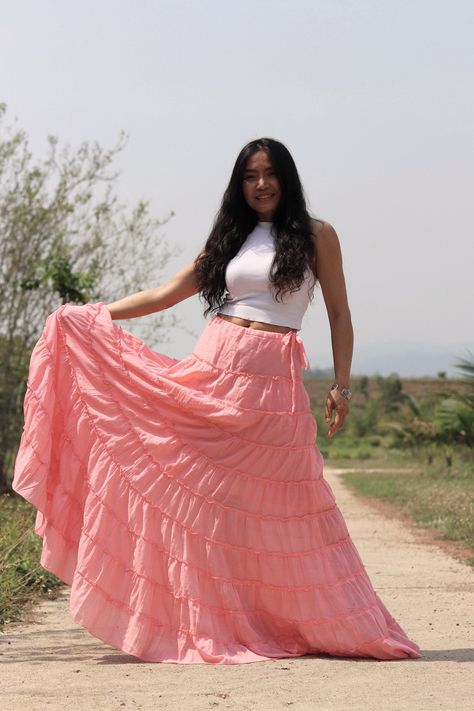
top-left (12, 302), bottom-right (421, 664)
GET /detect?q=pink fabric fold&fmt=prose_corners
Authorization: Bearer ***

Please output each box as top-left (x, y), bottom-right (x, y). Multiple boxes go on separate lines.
top-left (12, 303), bottom-right (421, 664)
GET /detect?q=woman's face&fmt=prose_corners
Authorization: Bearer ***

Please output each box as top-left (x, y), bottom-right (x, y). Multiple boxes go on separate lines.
top-left (242, 150), bottom-right (281, 222)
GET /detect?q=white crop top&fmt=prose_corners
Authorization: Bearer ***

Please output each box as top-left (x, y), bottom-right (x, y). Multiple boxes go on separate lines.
top-left (218, 222), bottom-right (316, 330)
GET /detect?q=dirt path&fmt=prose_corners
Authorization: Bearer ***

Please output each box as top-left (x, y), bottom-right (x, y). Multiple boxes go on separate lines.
top-left (2, 467), bottom-right (473, 711)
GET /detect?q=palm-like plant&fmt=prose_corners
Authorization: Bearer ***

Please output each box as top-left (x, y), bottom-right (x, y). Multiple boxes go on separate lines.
top-left (434, 351), bottom-right (474, 447)
top-left (453, 351), bottom-right (474, 410)
top-left (383, 394), bottom-right (436, 448)
top-left (434, 398), bottom-right (474, 446)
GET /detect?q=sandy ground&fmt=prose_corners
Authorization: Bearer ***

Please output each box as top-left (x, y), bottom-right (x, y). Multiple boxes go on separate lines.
top-left (1, 466), bottom-right (473, 711)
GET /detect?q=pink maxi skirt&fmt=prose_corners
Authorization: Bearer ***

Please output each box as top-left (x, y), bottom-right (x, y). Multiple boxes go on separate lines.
top-left (12, 302), bottom-right (421, 664)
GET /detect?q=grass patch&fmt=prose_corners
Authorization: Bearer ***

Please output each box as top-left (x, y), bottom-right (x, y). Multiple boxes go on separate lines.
top-left (0, 493), bottom-right (63, 627)
top-left (341, 456), bottom-right (474, 565)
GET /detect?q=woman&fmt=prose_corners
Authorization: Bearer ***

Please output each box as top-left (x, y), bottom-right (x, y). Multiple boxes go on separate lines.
top-left (12, 138), bottom-right (421, 664)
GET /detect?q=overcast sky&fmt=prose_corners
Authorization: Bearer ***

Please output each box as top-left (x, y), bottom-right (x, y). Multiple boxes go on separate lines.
top-left (1, 0), bottom-right (473, 375)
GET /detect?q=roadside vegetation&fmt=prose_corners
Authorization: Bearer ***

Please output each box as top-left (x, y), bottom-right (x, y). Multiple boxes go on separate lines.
top-left (0, 496), bottom-right (63, 625)
top-left (306, 355), bottom-right (474, 566)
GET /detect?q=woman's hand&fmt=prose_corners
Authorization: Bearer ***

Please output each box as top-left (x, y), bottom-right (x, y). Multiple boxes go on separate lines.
top-left (324, 388), bottom-right (350, 437)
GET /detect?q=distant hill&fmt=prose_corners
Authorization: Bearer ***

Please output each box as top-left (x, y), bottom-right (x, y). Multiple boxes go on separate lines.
top-left (306, 341), bottom-right (474, 378)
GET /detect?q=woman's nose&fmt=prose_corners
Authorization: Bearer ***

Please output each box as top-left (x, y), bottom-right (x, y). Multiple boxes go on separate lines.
top-left (257, 176), bottom-right (266, 188)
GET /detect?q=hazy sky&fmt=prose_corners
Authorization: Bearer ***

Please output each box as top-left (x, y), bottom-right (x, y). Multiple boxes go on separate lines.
top-left (1, 0), bottom-right (473, 374)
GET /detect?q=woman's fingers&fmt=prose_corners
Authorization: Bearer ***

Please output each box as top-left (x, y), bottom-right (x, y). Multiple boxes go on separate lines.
top-left (327, 408), bottom-right (345, 437)
top-left (324, 390), bottom-right (336, 422)
top-left (324, 391), bottom-right (349, 437)
top-left (324, 396), bottom-right (332, 421)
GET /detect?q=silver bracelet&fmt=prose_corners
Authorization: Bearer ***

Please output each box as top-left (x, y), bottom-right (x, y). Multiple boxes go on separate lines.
top-left (330, 382), bottom-right (352, 401)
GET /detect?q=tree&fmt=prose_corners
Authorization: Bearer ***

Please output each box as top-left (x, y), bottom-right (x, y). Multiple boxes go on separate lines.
top-left (0, 103), bottom-right (178, 491)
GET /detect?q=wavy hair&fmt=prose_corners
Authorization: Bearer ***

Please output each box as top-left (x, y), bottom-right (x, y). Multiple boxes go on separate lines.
top-left (195, 137), bottom-right (319, 317)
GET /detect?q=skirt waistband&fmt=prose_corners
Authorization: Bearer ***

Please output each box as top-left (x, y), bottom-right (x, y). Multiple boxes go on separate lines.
top-left (192, 315), bottom-right (310, 413)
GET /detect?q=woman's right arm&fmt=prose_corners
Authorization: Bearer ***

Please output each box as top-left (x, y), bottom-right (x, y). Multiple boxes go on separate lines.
top-left (105, 253), bottom-right (203, 320)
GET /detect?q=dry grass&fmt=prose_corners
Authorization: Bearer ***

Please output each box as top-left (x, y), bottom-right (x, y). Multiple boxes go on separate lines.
top-left (0, 494), bottom-right (62, 626)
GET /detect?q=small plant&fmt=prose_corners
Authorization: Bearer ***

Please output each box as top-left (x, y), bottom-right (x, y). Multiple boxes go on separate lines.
top-left (444, 445), bottom-right (454, 468)
top-left (350, 399), bottom-right (379, 438)
top-left (376, 374), bottom-right (406, 413)
top-left (0, 494), bottom-right (62, 626)
top-left (357, 375), bottom-right (370, 400)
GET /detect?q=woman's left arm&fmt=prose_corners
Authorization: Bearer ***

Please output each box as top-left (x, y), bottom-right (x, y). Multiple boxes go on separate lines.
top-left (311, 220), bottom-right (354, 438)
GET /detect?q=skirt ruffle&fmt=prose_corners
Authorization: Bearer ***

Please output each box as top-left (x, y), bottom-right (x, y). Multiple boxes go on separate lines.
top-left (12, 302), bottom-right (421, 664)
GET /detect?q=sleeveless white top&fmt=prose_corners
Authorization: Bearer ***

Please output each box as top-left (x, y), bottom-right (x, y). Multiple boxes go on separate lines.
top-left (218, 222), bottom-right (316, 330)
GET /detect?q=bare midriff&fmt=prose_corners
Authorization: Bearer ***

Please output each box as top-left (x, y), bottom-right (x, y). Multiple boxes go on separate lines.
top-left (216, 313), bottom-right (297, 334)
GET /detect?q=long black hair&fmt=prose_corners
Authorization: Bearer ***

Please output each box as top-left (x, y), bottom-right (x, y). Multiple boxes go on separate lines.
top-left (195, 137), bottom-right (319, 318)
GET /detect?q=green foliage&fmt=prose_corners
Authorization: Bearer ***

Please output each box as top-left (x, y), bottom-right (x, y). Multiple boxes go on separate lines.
top-left (20, 254), bottom-right (102, 304)
top-left (357, 375), bottom-right (369, 400)
top-left (382, 395), bottom-right (436, 449)
top-left (431, 352), bottom-right (474, 447)
top-left (375, 355), bottom-right (474, 451)
top-left (376, 374), bottom-right (406, 413)
top-left (0, 493), bottom-right (63, 626)
top-left (350, 398), bottom-right (379, 438)
top-left (434, 398), bottom-right (474, 446)
top-left (451, 350), bottom-right (474, 411)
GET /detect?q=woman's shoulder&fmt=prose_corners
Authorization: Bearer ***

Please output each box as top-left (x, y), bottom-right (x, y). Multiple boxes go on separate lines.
top-left (309, 219), bottom-right (342, 275)
top-left (310, 218), bottom-right (338, 244)
top-left (310, 217), bottom-right (326, 233)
